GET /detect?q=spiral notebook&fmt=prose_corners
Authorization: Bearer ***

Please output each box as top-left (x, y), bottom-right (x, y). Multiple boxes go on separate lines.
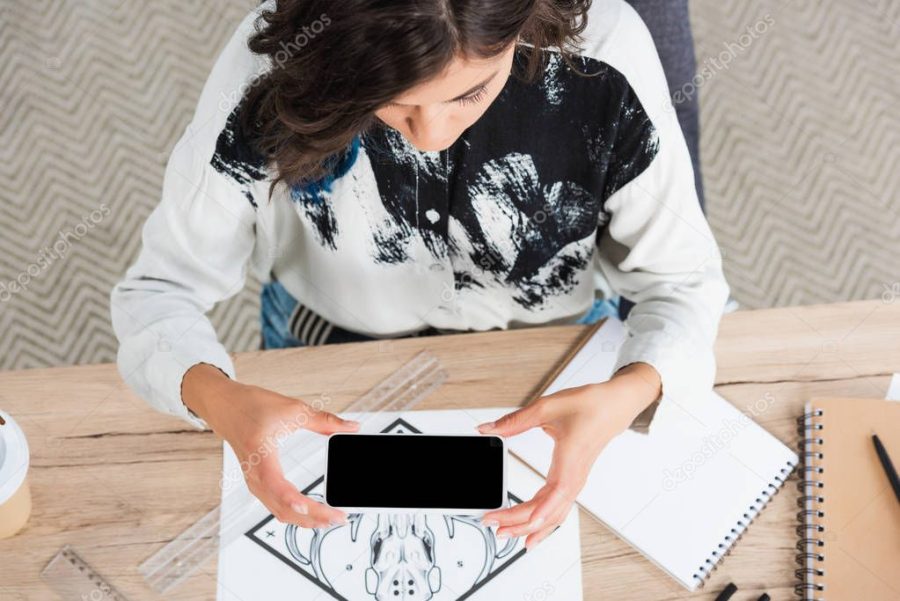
top-left (470, 318), bottom-right (799, 590)
top-left (795, 397), bottom-right (900, 600)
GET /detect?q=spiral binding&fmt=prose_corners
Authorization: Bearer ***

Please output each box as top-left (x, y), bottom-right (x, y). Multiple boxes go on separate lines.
top-left (690, 459), bottom-right (797, 589)
top-left (795, 409), bottom-right (826, 600)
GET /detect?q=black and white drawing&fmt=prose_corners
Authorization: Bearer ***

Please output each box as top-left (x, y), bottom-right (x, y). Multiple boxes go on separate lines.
top-left (245, 418), bottom-right (537, 601)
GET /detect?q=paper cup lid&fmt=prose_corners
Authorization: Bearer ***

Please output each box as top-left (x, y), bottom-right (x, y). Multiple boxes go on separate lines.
top-left (0, 409), bottom-right (30, 504)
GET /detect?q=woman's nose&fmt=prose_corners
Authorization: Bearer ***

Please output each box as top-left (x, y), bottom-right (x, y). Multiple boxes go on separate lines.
top-left (406, 106), bottom-right (455, 151)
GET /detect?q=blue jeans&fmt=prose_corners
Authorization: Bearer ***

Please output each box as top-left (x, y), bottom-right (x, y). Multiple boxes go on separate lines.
top-left (260, 279), bottom-right (305, 349)
top-left (260, 280), bottom-right (621, 350)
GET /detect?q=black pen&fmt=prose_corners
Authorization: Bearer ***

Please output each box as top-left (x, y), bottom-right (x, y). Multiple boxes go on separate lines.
top-left (713, 582), bottom-right (737, 601)
top-left (872, 433), bottom-right (900, 504)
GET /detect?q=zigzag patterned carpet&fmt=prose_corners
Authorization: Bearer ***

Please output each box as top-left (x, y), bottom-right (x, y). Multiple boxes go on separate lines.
top-left (694, 0), bottom-right (900, 309)
top-left (1, 0), bottom-right (897, 370)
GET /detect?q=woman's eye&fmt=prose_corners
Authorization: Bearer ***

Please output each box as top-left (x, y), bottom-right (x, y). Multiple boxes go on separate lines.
top-left (457, 87), bottom-right (488, 106)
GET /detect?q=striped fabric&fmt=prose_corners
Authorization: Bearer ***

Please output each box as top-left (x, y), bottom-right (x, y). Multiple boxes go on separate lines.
top-left (288, 303), bottom-right (334, 347)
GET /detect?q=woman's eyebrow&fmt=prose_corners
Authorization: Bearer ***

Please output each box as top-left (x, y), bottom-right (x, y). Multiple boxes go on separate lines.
top-left (447, 70), bottom-right (499, 102)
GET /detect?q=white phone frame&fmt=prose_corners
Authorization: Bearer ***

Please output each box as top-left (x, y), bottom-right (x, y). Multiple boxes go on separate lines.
top-left (323, 432), bottom-right (508, 514)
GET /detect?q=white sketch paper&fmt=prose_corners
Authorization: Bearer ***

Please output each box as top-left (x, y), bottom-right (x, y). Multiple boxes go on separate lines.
top-left (887, 373), bottom-right (900, 401)
top-left (217, 411), bottom-right (582, 601)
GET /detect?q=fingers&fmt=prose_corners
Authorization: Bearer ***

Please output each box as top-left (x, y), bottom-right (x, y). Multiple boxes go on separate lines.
top-left (300, 405), bottom-right (360, 436)
top-left (495, 484), bottom-right (568, 539)
top-left (526, 518), bottom-right (561, 550)
top-left (248, 454), bottom-right (347, 529)
top-left (545, 439), bottom-right (591, 499)
top-left (523, 482), bottom-right (569, 526)
top-left (497, 515), bottom-right (547, 539)
top-left (530, 493), bottom-right (577, 549)
top-left (493, 495), bottom-right (573, 550)
top-left (478, 401), bottom-right (544, 437)
top-left (481, 482), bottom-right (562, 526)
top-left (482, 497), bottom-right (538, 527)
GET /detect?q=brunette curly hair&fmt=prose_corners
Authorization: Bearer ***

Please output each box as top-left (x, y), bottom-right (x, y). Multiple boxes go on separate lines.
top-left (242, 0), bottom-right (592, 188)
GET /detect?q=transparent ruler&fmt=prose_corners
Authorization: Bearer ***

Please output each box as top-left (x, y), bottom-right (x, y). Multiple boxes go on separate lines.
top-left (42, 545), bottom-right (131, 601)
top-left (139, 350), bottom-right (447, 593)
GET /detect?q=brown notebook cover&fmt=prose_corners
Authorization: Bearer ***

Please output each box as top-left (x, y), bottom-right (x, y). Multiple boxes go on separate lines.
top-left (796, 397), bottom-right (900, 599)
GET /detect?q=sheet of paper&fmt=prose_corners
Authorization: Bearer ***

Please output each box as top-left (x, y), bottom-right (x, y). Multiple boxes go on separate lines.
top-left (463, 316), bottom-right (798, 589)
top-left (887, 373), bottom-right (900, 401)
top-left (543, 317), bottom-right (624, 395)
top-left (216, 409), bottom-right (582, 601)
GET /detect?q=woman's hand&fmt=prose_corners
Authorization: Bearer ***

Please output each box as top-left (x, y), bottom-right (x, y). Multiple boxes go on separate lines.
top-left (477, 363), bottom-right (662, 549)
top-left (182, 363), bottom-right (359, 529)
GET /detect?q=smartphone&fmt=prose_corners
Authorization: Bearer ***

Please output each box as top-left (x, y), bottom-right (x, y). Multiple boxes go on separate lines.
top-left (324, 433), bottom-right (507, 513)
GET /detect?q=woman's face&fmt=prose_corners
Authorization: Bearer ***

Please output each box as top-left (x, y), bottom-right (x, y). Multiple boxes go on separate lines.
top-left (374, 43), bottom-right (517, 152)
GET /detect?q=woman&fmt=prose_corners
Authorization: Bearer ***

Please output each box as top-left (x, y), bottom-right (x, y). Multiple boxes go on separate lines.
top-left (112, 0), bottom-right (727, 549)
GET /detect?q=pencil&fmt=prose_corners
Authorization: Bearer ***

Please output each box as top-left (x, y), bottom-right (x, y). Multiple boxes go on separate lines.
top-left (872, 433), bottom-right (900, 504)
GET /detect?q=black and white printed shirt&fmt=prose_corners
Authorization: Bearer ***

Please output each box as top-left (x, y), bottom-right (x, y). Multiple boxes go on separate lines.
top-left (112, 0), bottom-right (729, 430)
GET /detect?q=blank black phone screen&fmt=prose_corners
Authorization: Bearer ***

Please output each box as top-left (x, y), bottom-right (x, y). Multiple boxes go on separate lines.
top-left (325, 434), bottom-right (505, 509)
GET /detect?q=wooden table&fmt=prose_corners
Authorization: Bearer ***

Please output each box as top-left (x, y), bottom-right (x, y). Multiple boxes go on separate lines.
top-left (0, 300), bottom-right (897, 600)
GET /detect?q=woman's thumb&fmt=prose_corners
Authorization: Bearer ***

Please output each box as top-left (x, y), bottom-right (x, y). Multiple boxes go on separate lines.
top-left (301, 405), bottom-right (360, 435)
top-left (477, 402), bottom-right (542, 437)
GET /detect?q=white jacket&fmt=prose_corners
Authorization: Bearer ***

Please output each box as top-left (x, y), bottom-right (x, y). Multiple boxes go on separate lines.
top-left (111, 0), bottom-right (729, 429)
